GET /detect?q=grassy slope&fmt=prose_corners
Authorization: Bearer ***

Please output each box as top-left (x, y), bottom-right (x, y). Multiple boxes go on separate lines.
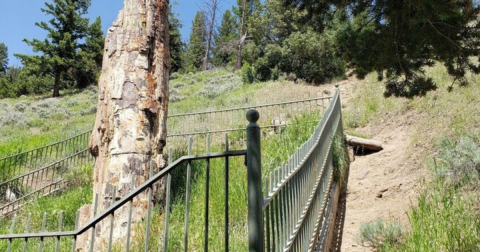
top-left (345, 65), bottom-right (480, 251)
top-left (0, 70), bottom-right (329, 251)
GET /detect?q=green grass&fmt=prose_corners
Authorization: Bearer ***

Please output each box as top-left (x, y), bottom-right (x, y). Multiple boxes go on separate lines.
top-left (0, 186), bottom-right (93, 251)
top-left (0, 69), bottom-right (337, 250)
top-left (0, 87), bottom-right (96, 156)
top-left (127, 113), bottom-right (320, 251)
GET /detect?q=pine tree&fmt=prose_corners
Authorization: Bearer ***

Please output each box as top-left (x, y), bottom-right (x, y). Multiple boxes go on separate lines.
top-left (15, 0), bottom-right (91, 97)
top-left (285, 0), bottom-right (480, 97)
top-left (0, 43), bottom-right (7, 75)
top-left (85, 16), bottom-right (104, 68)
top-left (73, 16), bottom-right (104, 88)
top-left (233, 0), bottom-right (263, 70)
top-left (213, 10), bottom-right (238, 67)
top-left (186, 11), bottom-right (207, 71)
top-left (169, 4), bottom-right (185, 73)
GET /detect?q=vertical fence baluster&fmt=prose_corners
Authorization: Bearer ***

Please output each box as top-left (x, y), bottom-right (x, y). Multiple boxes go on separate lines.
top-left (7, 213), bottom-right (17, 252)
top-left (72, 210), bottom-right (79, 252)
top-left (38, 212), bottom-right (47, 252)
top-left (264, 178), bottom-right (270, 252)
top-left (126, 185), bottom-right (134, 252)
top-left (204, 134), bottom-right (210, 252)
top-left (108, 187), bottom-right (117, 252)
top-left (184, 137), bottom-right (193, 252)
top-left (268, 195), bottom-right (275, 252)
top-left (274, 170), bottom-right (280, 252)
top-left (224, 133), bottom-right (229, 252)
top-left (89, 194), bottom-right (98, 252)
top-left (55, 211), bottom-right (63, 252)
top-left (144, 162), bottom-right (154, 252)
top-left (162, 148), bottom-right (173, 252)
top-left (23, 213), bottom-right (31, 252)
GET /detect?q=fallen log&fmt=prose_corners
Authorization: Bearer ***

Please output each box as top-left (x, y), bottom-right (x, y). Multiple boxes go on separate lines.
top-left (346, 135), bottom-right (383, 151)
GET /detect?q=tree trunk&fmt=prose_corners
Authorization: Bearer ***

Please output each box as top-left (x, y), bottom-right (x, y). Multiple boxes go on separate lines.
top-left (78, 0), bottom-right (170, 249)
top-left (234, 0), bottom-right (247, 71)
top-left (53, 71), bottom-right (61, 97)
top-left (202, 0), bottom-right (219, 71)
top-left (346, 135), bottom-right (383, 151)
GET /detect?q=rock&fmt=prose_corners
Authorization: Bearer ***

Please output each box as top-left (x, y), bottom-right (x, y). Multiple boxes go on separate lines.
top-left (376, 188), bottom-right (389, 198)
top-left (357, 170), bottom-right (368, 180)
top-left (5, 187), bottom-right (16, 202)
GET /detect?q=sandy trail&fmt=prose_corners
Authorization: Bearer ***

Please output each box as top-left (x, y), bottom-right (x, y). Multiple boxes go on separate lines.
top-left (322, 80), bottom-right (428, 251)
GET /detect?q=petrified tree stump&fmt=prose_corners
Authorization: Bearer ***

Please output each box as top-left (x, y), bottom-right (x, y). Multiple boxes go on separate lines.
top-left (78, 0), bottom-right (170, 249)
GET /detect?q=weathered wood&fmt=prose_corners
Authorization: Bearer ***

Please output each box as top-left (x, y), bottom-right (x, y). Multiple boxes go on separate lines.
top-left (78, 0), bottom-right (170, 249)
top-left (346, 135), bottom-right (383, 151)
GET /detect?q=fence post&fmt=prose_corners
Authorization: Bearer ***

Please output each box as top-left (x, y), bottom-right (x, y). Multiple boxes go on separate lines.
top-left (246, 109), bottom-right (264, 252)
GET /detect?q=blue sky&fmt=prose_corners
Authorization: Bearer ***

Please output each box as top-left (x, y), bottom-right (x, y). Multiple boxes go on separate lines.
top-left (0, 0), bottom-right (236, 66)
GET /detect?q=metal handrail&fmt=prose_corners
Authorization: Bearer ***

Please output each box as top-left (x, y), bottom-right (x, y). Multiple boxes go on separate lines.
top-left (169, 96), bottom-right (333, 117)
top-left (0, 130), bottom-right (91, 161)
top-left (0, 150), bottom-right (246, 240)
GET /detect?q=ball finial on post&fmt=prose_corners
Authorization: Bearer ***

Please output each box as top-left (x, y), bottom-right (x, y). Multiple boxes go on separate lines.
top-left (246, 109), bottom-right (260, 124)
top-left (245, 108), bottom-right (264, 251)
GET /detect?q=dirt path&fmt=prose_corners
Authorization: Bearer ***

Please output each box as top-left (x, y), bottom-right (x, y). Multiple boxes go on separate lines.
top-left (324, 80), bottom-right (428, 251)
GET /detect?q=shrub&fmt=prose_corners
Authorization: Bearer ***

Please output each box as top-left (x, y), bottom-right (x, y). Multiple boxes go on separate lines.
top-left (0, 111), bottom-right (30, 127)
top-left (359, 218), bottom-right (403, 249)
top-left (14, 101), bottom-right (28, 112)
top-left (436, 136), bottom-right (480, 186)
top-left (35, 98), bottom-right (60, 109)
top-left (169, 87), bottom-right (186, 102)
top-left (65, 98), bottom-right (79, 107)
top-left (79, 105), bottom-right (97, 116)
top-left (170, 72), bottom-right (180, 80)
top-left (241, 62), bottom-right (255, 84)
top-left (196, 74), bottom-right (242, 98)
top-left (172, 82), bottom-right (187, 89)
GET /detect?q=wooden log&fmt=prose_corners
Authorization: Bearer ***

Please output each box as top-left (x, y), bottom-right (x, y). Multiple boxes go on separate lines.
top-left (346, 135), bottom-right (383, 151)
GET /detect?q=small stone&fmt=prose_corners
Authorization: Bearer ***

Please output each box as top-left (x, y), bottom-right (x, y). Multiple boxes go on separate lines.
top-left (357, 170), bottom-right (368, 180)
top-left (376, 188), bottom-right (389, 198)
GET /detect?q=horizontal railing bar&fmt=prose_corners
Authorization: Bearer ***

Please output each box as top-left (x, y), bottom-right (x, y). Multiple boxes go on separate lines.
top-left (0, 180), bottom-right (65, 212)
top-left (0, 97), bottom-right (328, 160)
top-left (262, 93), bottom-right (339, 208)
top-left (0, 131), bottom-right (91, 161)
top-left (169, 97), bottom-right (332, 117)
top-left (0, 148), bottom-right (89, 187)
top-left (166, 124), bottom-right (288, 137)
top-left (77, 150), bottom-right (246, 234)
top-left (0, 231), bottom-right (77, 240)
top-left (0, 149), bottom-right (247, 240)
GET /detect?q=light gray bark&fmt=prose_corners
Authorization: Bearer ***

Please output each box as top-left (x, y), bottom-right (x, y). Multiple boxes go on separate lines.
top-left (78, 0), bottom-right (170, 249)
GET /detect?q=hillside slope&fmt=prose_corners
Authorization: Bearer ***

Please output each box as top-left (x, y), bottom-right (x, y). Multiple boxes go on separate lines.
top-left (338, 66), bottom-right (480, 251)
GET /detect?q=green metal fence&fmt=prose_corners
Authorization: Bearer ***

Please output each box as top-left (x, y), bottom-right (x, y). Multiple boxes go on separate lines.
top-left (0, 96), bottom-right (332, 216)
top-left (0, 131), bottom-right (92, 216)
top-left (254, 89), bottom-right (343, 252)
top-left (0, 136), bottom-right (246, 252)
top-left (0, 92), bottom-right (344, 251)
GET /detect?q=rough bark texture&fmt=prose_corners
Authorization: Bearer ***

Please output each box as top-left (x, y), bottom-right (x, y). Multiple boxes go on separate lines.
top-left (78, 0), bottom-right (170, 250)
top-left (346, 135), bottom-right (384, 151)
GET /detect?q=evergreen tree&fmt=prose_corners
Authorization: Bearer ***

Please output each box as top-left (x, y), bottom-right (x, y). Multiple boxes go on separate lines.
top-left (16, 0), bottom-right (91, 97)
top-left (233, 0), bottom-right (263, 69)
top-left (73, 16), bottom-right (104, 88)
top-left (0, 43), bottom-right (7, 75)
top-left (85, 16), bottom-right (104, 68)
top-left (213, 10), bottom-right (237, 66)
top-left (186, 11), bottom-right (207, 71)
top-left (285, 0), bottom-right (480, 97)
top-left (169, 4), bottom-right (185, 73)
